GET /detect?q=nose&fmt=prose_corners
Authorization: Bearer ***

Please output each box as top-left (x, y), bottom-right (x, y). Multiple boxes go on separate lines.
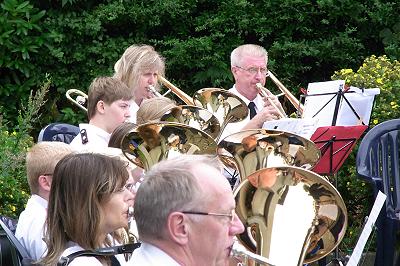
top-left (230, 212), bottom-right (245, 235)
top-left (148, 73), bottom-right (157, 84)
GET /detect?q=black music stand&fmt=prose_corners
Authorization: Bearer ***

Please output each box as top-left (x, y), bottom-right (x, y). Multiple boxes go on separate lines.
top-left (311, 125), bottom-right (368, 175)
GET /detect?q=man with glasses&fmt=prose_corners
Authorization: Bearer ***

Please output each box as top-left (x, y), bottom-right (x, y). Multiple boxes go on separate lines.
top-left (222, 44), bottom-right (285, 139)
top-left (130, 155), bottom-right (245, 265)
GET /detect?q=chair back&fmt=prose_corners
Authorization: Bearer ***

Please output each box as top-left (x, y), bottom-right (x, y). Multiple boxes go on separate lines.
top-left (356, 118), bottom-right (400, 220)
top-left (0, 216), bottom-right (36, 266)
top-left (38, 123), bottom-right (79, 144)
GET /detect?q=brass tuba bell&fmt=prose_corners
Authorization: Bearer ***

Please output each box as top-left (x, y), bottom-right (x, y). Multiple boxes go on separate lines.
top-left (120, 122), bottom-right (217, 171)
top-left (218, 129), bottom-right (347, 266)
top-left (160, 105), bottom-right (221, 140)
top-left (193, 88), bottom-right (249, 141)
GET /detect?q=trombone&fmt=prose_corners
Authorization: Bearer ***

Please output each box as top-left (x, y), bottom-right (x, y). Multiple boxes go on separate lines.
top-left (155, 74), bottom-right (195, 105)
top-left (267, 70), bottom-right (304, 114)
top-left (66, 89), bottom-right (88, 112)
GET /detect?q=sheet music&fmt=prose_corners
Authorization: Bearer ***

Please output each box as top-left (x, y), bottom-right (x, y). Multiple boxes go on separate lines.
top-left (336, 86), bottom-right (380, 126)
top-left (302, 80), bottom-right (380, 127)
top-left (262, 118), bottom-right (319, 139)
top-left (347, 191), bottom-right (387, 266)
top-left (302, 80), bottom-right (345, 126)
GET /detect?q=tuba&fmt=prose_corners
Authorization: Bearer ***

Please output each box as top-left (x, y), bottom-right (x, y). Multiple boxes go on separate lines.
top-left (193, 88), bottom-right (248, 141)
top-left (120, 122), bottom-right (217, 171)
top-left (218, 129), bottom-right (347, 266)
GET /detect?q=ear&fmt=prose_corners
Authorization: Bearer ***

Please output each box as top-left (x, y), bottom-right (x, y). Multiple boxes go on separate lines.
top-left (38, 175), bottom-right (52, 192)
top-left (167, 212), bottom-right (189, 245)
top-left (96, 100), bottom-right (106, 114)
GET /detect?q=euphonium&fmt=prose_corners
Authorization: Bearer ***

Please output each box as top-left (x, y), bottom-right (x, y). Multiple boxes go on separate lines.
top-left (218, 129), bottom-right (347, 266)
top-left (193, 88), bottom-right (249, 141)
top-left (160, 105), bottom-right (221, 140)
top-left (120, 122), bottom-right (217, 171)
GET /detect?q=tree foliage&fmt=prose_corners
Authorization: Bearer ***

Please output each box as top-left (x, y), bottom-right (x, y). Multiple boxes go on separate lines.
top-left (1, 0), bottom-right (399, 129)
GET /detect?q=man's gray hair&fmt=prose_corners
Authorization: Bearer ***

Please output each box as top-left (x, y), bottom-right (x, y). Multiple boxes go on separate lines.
top-left (231, 44), bottom-right (268, 67)
top-left (134, 155), bottom-right (222, 240)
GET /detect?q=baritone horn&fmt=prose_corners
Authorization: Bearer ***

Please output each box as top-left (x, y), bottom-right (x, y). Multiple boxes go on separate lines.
top-left (66, 89), bottom-right (88, 112)
top-left (218, 129), bottom-right (347, 266)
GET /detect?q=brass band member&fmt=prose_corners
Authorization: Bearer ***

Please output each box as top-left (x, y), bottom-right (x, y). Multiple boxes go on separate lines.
top-left (41, 153), bottom-right (135, 266)
top-left (223, 44), bottom-right (285, 137)
top-left (129, 155), bottom-right (244, 265)
top-left (70, 76), bottom-right (133, 151)
top-left (114, 44), bottom-right (166, 123)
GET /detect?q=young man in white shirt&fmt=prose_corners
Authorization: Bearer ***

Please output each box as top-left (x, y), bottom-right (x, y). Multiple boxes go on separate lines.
top-left (70, 76), bottom-right (133, 151)
top-left (15, 141), bottom-right (75, 260)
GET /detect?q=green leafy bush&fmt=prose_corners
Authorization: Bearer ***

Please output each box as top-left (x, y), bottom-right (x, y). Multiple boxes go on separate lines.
top-left (0, 79), bottom-right (49, 218)
top-left (332, 55), bottom-right (400, 251)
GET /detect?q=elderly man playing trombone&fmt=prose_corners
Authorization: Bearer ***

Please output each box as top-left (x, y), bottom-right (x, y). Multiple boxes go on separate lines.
top-left (223, 44), bottom-right (286, 138)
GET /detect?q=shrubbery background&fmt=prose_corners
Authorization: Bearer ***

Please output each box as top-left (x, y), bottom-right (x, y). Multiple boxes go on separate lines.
top-left (1, 0), bottom-right (399, 253)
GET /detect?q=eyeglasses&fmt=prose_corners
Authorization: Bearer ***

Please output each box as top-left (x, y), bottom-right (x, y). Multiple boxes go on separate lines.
top-left (117, 183), bottom-right (138, 193)
top-left (182, 209), bottom-right (236, 223)
top-left (235, 65), bottom-right (269, 76)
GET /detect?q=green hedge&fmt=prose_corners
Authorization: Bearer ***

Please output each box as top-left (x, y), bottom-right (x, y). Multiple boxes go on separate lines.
top-left (1, 0), bottom-right (399, 130)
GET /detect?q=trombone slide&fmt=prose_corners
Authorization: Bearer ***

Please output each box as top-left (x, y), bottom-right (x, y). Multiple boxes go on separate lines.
top-left (255, 83), bottom-right (287, 119)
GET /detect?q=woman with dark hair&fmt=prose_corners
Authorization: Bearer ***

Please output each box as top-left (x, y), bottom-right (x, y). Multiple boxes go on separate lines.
top-left (40, 153), bottom-right (135, 266)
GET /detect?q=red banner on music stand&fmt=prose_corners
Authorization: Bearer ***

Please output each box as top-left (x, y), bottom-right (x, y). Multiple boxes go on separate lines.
top-left (310, 125), bottom-right (368, 175)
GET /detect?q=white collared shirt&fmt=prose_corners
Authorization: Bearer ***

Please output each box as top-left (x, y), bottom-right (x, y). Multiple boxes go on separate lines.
top-left (61, 241), bottom-right (128, 266)
top-left (219, 85), bottom-right (264, 141)
top-left (128, 102), bottom-right (139, 124)
top-left (129, 242), bottom-right (181, 266)
top-left (70, 123), bottom-right (111, 151)
top-left (15, 194), bottom-right (48, 260)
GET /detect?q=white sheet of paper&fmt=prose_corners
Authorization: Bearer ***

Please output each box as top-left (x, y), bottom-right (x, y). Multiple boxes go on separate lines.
top-left (262, 118), bottom-right (319, 139)
top-left (347, 191), bottom-right (387, 266)
top-left (302, 80), bottom-right (345, 126)
top-left (302, 80), bottom-right (380, 127)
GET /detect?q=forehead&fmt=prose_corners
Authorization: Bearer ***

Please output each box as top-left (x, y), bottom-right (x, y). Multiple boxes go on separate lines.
top-left (193, 164), bottom-right (234, 204)
top-left (240, 55), bottom-right (267, 67)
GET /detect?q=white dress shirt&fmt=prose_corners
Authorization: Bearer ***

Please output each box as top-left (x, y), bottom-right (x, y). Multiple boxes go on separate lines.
top-left (61, 241), bottom-right (128, 266)
top-left (129, 242), bottom-right (181, 266)
top-left (219, 85), bottom-right (264, 141)
top-left (15, 194), bottom-right (48, 260)
top-left (70, 123), bottom-right (111, 151)
top-left (128, 102), bottom-right (139, 124)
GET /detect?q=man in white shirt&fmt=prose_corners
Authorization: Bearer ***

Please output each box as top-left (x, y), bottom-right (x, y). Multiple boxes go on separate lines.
top-left (129, 155), bottom-right (245, 266)
top-left (114, 44), bottom-right (166, 123)
top-left (70, 76), bottom-right (133, 151)
top-left (15, 141), bottom-right (75, 260)
top-left (222, 44), bottom-right (285, 139)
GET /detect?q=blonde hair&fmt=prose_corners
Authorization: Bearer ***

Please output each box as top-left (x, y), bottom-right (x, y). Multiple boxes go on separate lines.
top-left (230, 44), bottom-right (268, 67)
top-left (26, 141), bottom-right (75, 194)
top-left (114, 44), bottom-right (165, 100)
top-left (136, 97), bottom-right (176, 125)
top-left (87, 76), bottom-right (133, 120)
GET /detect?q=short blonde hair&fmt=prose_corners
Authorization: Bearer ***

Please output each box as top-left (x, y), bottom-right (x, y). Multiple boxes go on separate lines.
top-left (113, 44), bottom-right (165, 99)
top-left (136, 97), bottom-right (176, 125)
top-left (87, 76), bottom-right (133, 120)
top-left (26, 141), bottom-right (75, 194)
top-left (230, 44), bottom-right (268, 67)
